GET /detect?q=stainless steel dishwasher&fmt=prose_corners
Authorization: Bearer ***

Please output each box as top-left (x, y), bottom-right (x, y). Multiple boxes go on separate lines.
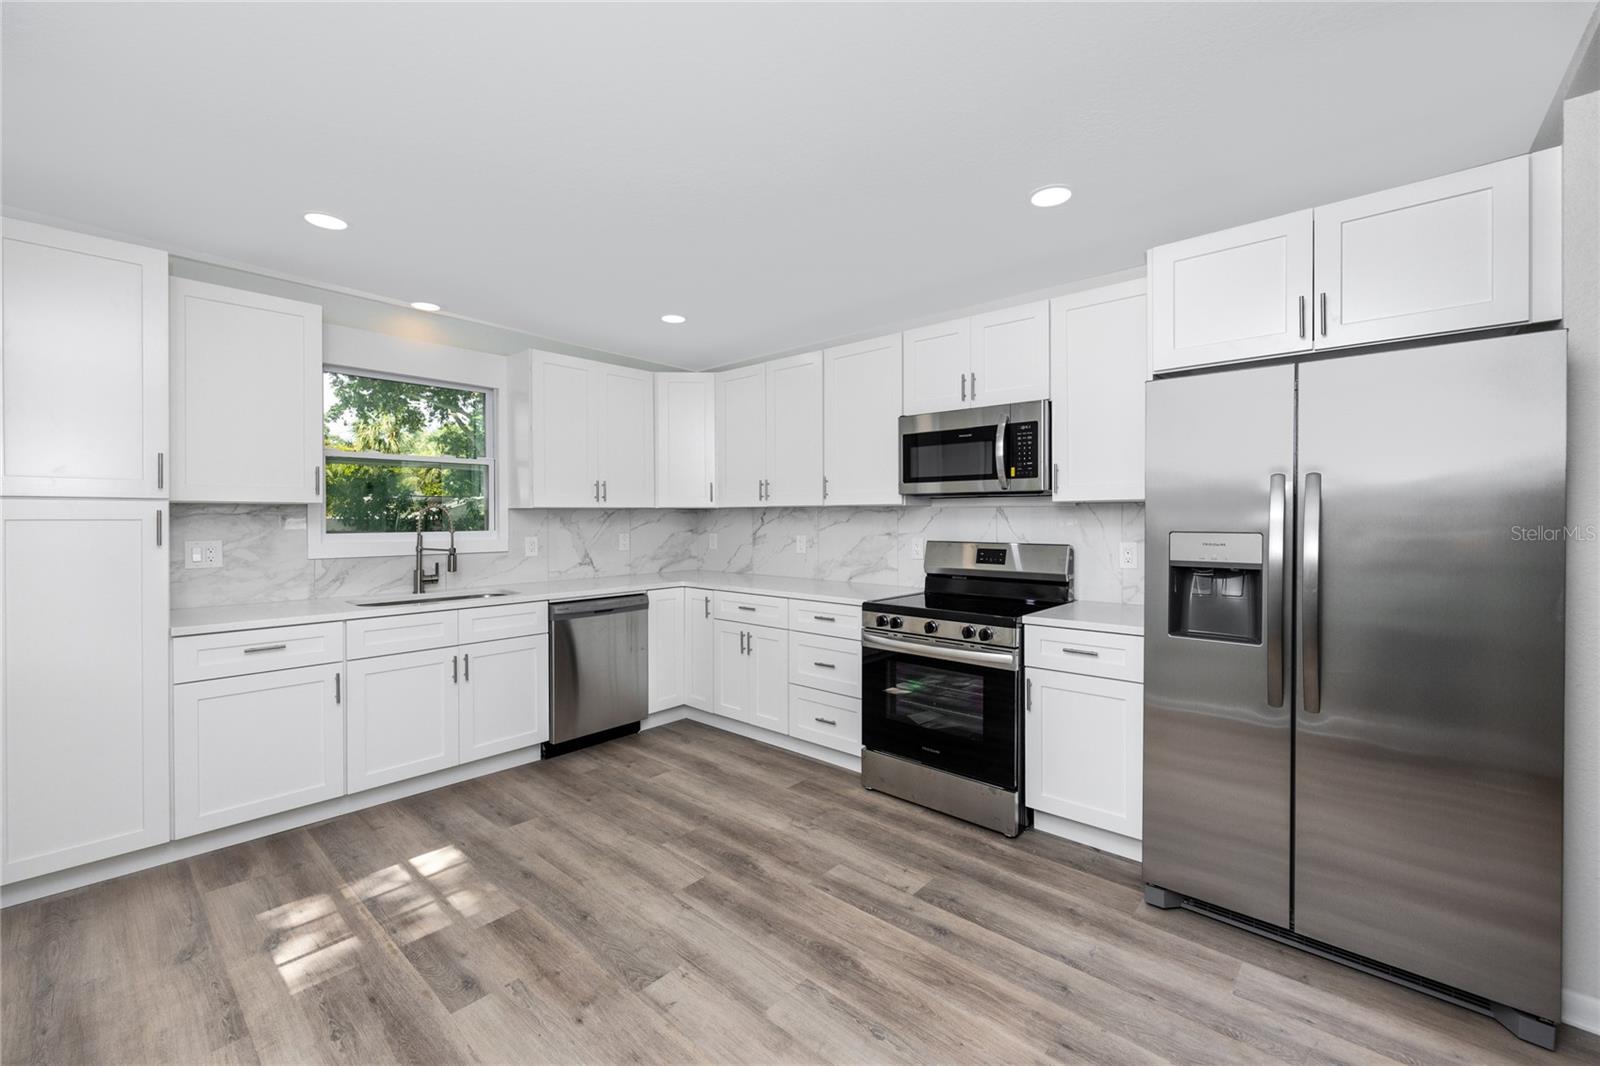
top-left (544, 593), bottom-right (649, 756)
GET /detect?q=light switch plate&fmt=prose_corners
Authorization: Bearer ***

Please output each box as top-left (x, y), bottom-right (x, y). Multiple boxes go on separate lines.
top-left (281, 515), bottom-right (307, 531)
top-left (795, 534), bottom-right (808, 555)
top-left (525, 536), bottom-right (540, 557)
top-left (618, 532), bottom-right (631, 552)
top-left (184, 540), bottom-right (222, 569)
top-left (1120, 542), bottom-right (1139, 569)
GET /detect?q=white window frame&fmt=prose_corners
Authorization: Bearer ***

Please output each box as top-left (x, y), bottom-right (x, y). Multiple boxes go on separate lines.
top-left (308, 325), bottom-right (510, 559)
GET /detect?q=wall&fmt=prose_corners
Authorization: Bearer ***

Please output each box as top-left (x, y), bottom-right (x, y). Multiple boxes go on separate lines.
top-left (169, 499), bottom-right (1145, 609)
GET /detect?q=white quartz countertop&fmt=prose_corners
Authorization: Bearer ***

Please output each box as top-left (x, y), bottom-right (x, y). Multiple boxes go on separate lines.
top-left (1023, 601), bottom-right (1145, 636)
top-left (169, 571), bottom-right (917, 637)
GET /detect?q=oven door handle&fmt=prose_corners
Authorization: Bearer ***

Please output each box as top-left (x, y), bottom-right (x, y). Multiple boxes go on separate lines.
top-left (863, 631), bottom-right (1020, 672)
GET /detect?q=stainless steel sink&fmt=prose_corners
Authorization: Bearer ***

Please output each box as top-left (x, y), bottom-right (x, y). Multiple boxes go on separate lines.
top-left (348, 590), bottom-right (518, 608)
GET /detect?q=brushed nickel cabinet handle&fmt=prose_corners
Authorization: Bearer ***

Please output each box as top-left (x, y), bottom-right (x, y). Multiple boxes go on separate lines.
top-left (1319, 293), bottom-right (1328, 337)
top-left (452, 654), bottom-right (459, 683)
top-left (737, 605), bottom-right (756, 612)
top-left (243, 643), bottom-right (287, 654)
top-left (1298, 295), bottom-right (1306, 339)
top-left (334, 671), bottom-right (341, 704)
top-left (1060, 647), bottom-right (1101, 657)
top-left (155, 509), bottom-right (163, 546)
top-left (314, 465), bottom-right (322, 495)
top-left (1026, 677), bottom-right (1033, 711)
top-left (813, 716), bottom-right (838, 727)
top-left (156, 452), bottom-right (164, 490)
top-left (812, 661), bottom-right (837, 669)
top-left (960, 374), bottom-right (967, 402)
top-left (813, 615), bottom-right (836, 622)
top-left (463, 653), bottom-right (470, 681)
top-left (970, 373), bottom-right (976, 400)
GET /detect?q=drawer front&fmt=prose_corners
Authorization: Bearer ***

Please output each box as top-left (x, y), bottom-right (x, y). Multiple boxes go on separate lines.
top-left (459, 600), bottom-right (548, 643)
top-left (714, 591), bottom-right (787, 628)
top-left (346, 610), bottom-right (460, 659)
top-left (1025, 626), bottom-right (1144, 683)
top-left (787, 598), bottom-right (861, 639)
top-left (787, 686), bottom-right (861, 756)
top-left (172, 622), bottom-right (344, 683)
top-left (788, 631), bottom-right (861, 698)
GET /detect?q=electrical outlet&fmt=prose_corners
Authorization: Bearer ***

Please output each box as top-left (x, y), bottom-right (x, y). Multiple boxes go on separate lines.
top-left (618, 532), bottom-right (631, 552)
top-left (709, 533), bottom-right (719, 550)
top-left (184, 540), bottom-right (222, 569)
top-left (911, 537), bottom-right (926, 559)
top-left (1120, 542), bottom-right (1139, 569)
top-left (525, 535), bottom-right (540, 557)
top-left (281, 514), bottom-right (307, 531)
top-left (795, 533), bottom-right (808, 555)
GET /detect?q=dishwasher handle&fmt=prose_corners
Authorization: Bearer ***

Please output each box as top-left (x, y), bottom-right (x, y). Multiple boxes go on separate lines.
top-left (551, 594), bottom-right (650, 620)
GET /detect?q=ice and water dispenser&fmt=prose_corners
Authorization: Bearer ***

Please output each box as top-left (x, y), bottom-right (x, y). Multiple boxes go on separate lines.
top-left (1168, 532), bottom-right (1263, 644)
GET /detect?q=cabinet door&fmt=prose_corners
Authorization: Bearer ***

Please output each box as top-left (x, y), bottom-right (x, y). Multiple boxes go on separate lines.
top-left (170, 279), bottom-right (323, 503)
top-left (1149, 210), bottom-right (1313, 373)
top-left (970, 301), bottom-right (1050, 407)
top-left (2, 220), bottom-right (168, 498)
top-left (1051, 281), bottom-right (1147, 502)
top-left (173, 664), bottom-right (344, 838)
top-left (1313, 155), bottom-right (1530, 350)
top-left (1024, 669), bottom-right (1142, 839)
top-left (346, 647), bottom-right (460, 792)
top-left (684, 589), bottom-right (715, 712)
top-left (712, 620), bottom-right (753, 722)
top-left (764, 352), bottom-right (824, 506)
top-left (655, 373), bottom-right (715, 507)
top-left (823, 334), bottom-right (902, 506)
top-left (901, 317), bottom-right (971, 415)
top-left (460, 635), bottom-right (548, 761)
top-left (648, 588), bottom-right (686, 713)
top-left (715, 364), bottom-right (767, 507)
top-left (747, 624), bottom-right (791, 735)
top-left (595, 363), bottom-right (655, 507)
top-left (1, 499), bottom-right (169, 881)
top-left (531, 352), bottom-right (599, 507)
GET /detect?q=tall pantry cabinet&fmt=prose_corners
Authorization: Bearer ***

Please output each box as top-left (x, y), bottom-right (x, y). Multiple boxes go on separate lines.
top-left (1, 219), bottom-right (172, 883)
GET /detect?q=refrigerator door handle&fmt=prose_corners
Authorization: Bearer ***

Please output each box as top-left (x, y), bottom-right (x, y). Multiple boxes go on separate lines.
top-left (1301, 471), bottom-right (1323, 714)
top-left (1266, 472), bottom-right (1288, 708)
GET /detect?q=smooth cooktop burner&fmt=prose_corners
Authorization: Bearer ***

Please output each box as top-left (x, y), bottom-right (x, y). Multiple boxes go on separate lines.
top-left (862, 591), bottom-right (1055, 626)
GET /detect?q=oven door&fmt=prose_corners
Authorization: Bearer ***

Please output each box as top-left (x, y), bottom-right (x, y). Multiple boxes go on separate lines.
top-left (861, 631), bottom-right (1021, 789)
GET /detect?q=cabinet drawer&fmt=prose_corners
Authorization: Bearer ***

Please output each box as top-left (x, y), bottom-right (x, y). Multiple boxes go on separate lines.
top-left (172, 622), bottom-right (344, 683)
top-left (459, 600), bottom-right (548, 643)
top-left (1024, 627), bottom-right (1143, 683)
top-left (714, 591), bottom-right (787, 628)
top-left (787, 598), bottom-right (860, 639)
top-left (787, 686), bottom-right (861, 756)
top-left (346, 610), bottom-right (459, 659)
top-left (788, 631), bottom-right (861, 698)
top-left (173, 664), bottom-right (344, 837)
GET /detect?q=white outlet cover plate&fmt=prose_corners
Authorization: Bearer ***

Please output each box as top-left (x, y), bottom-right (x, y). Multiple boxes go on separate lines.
top-left (1120, 542), bottom-right (1138, 568)
top-left (184, 540), bottom-right (222, 569)
top-left (618, 532), bottom-right (631, 551)
top-left (709, 533), bottom-right (719, 550)
top-left (795, 534), bottom-right (808, 554)
top-left (525, 536), bottom-right (540, 557)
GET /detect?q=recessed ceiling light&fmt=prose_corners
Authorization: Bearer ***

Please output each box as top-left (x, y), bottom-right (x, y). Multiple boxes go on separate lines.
top-left (661, 314), bottom-right (687, 325)
top-left (1029, 185), bottom-right (1073, 208)
top-left (410, 301), bottom-right (441, 312)
top-left (303, 212), bottom-right (348, 230)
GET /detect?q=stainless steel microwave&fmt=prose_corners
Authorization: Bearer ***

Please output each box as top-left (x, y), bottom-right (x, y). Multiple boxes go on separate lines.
top-left (898, 400), bottom-right (1051, 497)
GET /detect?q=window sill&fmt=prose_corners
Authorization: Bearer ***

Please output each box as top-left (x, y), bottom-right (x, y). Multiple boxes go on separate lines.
top-left (306, 528), bottom-right (508, 560)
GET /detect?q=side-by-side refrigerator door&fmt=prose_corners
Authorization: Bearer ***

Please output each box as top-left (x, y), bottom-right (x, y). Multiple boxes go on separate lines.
top-left (1294, 334), bottom-right (1566, 1021)
top-left (1143, 363), bottom-right (1294, 926)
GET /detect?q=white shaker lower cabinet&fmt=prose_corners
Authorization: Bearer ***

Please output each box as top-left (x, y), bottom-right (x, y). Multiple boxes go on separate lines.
top-left (346, 646), bottom-right (462, 793)
top-left (173, 664), bottom-right (344, 838)
top-left (713, 619), bottom-right (788, 732)
top-left (648, 587), bottom-right (686, 713)
top-left (684, 588), bottom-right (715, 711)
top-left (1024, 667), bottom-right (1143, 839)
top-left (787, 686), bottom-right (861, 756)
top-left (460, 635), bottom-right (549, 761)
top-left (1, 499), bottom-right (170, 881)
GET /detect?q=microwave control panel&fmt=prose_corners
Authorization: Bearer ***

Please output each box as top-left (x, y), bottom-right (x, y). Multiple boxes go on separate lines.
top-left (1005, 421), bottom-right (1040, 479)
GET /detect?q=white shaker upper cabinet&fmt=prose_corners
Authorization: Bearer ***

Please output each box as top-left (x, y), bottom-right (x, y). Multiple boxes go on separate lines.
top-left (1149, 210), bottom-right (1314, 374)
top-left (170, 279), bottom-right (323, 503)
top-left (1313, 154), bottom-right (1530, 350)
top-left (2, 498), bottom-right (170, 882)
top-left (1051, 281), bottom-right (1147, 502)
top-left (530, 351), bottom-right (599, 506)
top-left (716, 363), bottom-right (768, 508)
top-left (764, 352), bottom-right (824, 506)
top-left (2, 220), bottom-right (168, 498)
top-left (823, 334), bottom-right (903, 506)
top-left (595, 362), bottom-right (655, 508)
top-left (901, 317), bottom-right (971, 415)
top-left (654, 373), bottom-right (716, 507)
top-left (969, 301), bottom-right (1050, 407)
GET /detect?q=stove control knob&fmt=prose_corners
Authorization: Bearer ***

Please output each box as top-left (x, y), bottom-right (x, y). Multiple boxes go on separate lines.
top-left (961, 625), bottom-right (976, 639)
top-left (888, 616), bottom-right (903, 630)
top-left (978, 627), bottom-right (994, 642)
top-left (874, 614), bottom-right (889, 627)
top-left (924, 620), bottom-right (939, 634)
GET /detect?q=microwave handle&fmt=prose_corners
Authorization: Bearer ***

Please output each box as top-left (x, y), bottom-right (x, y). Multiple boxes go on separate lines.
top-left (994, 414), bottom-right (1009, 490)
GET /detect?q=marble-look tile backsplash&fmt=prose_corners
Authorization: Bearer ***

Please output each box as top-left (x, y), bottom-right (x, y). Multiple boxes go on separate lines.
top-left (169, 500), bottom-right (1145, 609)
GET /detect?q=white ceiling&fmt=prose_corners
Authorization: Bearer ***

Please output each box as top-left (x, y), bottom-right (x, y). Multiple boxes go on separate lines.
top-left (3, 2), bottom-right (1593, 370)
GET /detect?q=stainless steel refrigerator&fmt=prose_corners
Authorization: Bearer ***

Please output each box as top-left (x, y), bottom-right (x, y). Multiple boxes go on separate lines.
top-left (1142, 331), bottom-right (1567, 1048)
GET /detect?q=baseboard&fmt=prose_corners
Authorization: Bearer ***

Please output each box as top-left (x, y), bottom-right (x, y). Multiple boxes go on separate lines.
top-left (642, 706), bottom-right (692, 729)
top-left (1032, 810), bottom-right (1142, 861)
top-left (0, 745), bottom-right (544, 908)
top-left (1564, 988), bottom-right (1600, 1034)
top-left (683, 710), bottom-right (862, 774)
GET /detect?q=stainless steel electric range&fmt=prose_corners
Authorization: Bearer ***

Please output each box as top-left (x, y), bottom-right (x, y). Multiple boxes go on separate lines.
top-left (860, 540), bottom-right (1074, 837)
